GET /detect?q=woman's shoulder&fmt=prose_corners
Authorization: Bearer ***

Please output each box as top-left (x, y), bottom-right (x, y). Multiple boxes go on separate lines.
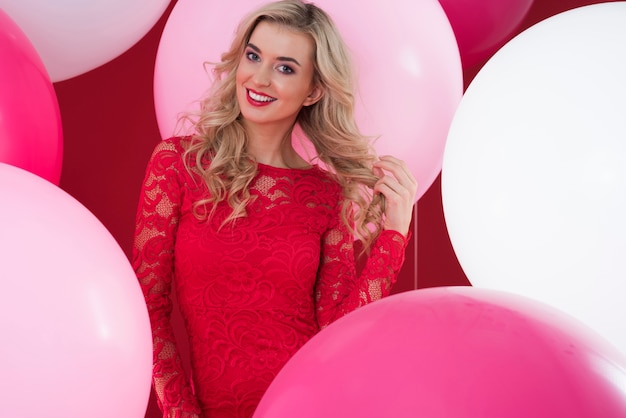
top-left (145, 136), bottom-right (196, 175)
top-left (310, 165), bottom-right (339, 183)
top-left (151, 136), bottom-right (191, 155)
top-left (305, 165), bottom-right (344, 197)
top-left (149, 136), bottom-right (200, 163)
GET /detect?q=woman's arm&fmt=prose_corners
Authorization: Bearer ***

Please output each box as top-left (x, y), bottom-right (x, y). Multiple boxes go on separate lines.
top-left (315, 223), bottom-right (409, 328)
top-left (315, 155), bottom-right (416, 329)
top-left (132, 139), bottom-right (202, 418)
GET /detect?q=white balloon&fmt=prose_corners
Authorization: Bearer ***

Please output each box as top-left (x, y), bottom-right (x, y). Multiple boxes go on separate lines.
top-left (442, 3), bottom-right (626, 355)
top-left (0, 0), bottom-right (171, 81)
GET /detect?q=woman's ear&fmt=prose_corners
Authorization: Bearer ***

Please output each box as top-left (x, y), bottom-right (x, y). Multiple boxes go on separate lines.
top-left (303, 84), bottom-right (324, 106)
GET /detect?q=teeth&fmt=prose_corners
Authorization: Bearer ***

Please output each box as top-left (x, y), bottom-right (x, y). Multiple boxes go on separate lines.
top-left (249, 90), bottom-right (275, 102)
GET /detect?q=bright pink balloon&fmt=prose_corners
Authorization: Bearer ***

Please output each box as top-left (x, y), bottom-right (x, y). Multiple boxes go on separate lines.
top-left (0, 9), bottom-right (63, 184)
top-left (254, 287), bottom-right (626, 418)
top-left (0, 163), bottom-right (152, 418)
top-left (439, 0), bottom-right (534, 68)
top-left (154, 0), bottom-right (463, 201)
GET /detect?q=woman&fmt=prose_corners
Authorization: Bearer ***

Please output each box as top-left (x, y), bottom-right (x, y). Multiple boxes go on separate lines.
top-left (133, 1), bottom-right (418, 417)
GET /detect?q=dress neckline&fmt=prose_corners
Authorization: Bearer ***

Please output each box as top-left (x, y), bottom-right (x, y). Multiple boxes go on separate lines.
top-left (256, 161), bottom-right (317, 173)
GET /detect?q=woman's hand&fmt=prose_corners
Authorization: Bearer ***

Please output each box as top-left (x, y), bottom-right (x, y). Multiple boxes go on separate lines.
top-left (373, 155), bottom-right (418, 237)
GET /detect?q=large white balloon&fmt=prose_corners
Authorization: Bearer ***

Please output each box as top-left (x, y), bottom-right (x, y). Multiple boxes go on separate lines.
top-left (442, 3), bottom-right (626, 355)
top-left (0, 0), bottom-right (171, 81)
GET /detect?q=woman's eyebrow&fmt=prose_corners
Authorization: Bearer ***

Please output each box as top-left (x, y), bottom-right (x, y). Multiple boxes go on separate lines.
top-left (246, 42), bottom-right (302, 67)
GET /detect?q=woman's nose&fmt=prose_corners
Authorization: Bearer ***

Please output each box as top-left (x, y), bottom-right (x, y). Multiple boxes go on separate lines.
top-left (252, 65), bottom-right (271, 87)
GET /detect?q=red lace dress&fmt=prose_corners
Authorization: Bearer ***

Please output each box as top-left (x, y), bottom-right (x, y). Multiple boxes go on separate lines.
top-left (132, 137), bottom-right (408, 418)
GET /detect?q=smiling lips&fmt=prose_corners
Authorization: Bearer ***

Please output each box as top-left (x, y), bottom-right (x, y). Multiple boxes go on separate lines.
top-left (247, 88), bottom-right (276, 106)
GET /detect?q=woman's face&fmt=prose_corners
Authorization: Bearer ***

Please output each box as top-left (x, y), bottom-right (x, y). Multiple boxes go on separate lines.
top-left (236, 21), bottom-right (322, 132)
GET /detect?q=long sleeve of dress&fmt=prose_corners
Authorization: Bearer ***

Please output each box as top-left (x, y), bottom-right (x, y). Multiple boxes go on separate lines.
top-left (132, 140), bottom-right (202, 418)
top-left (315, 205), bottom-right (409, 328)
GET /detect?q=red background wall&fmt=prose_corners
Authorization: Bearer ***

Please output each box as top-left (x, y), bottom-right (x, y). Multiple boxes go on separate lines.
top-left (51, 1), bottom-right (617, 415)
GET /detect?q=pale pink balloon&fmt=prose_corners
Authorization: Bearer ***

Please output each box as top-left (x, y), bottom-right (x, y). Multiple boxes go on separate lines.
top-left (254, 287), bottom-right (626, 418)
top-left (439, 0), bottom-right (534, 68)
top-left (0, 163), bottom-right (152, 418)
top-left (0, 9), bottom-right (62, 185)
top-left (154, 0), bottom-right (463, 201)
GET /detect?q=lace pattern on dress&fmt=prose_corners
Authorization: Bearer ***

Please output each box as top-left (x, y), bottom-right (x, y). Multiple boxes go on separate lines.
top-left (132, 137), bottom-right (408, 418)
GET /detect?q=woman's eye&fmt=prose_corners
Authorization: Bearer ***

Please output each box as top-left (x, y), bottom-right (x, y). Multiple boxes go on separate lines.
top-left (246, 51), bottom-right (260, 62)
top-left (277, 64), bottom-right (294, 74)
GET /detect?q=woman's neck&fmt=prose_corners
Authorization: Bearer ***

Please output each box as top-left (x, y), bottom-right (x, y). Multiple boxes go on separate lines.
top-left (244, 123), bottom-right (310, 169)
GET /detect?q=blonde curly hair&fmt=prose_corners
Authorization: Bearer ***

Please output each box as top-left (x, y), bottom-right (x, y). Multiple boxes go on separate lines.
top-left (182, 0), bottom-right (384, 251)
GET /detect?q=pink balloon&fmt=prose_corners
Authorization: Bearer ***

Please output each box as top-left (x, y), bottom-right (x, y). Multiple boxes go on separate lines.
top-left (0, 9), bottom-right (63, 185)
top-left (0, 163), bottom-right (152, 418)
top-left (154, 0), bottom-right (463, 201)
top-left (254, 287), bottom-right (626, 418)
top-left (439, 0), bottom-right (534, 68)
